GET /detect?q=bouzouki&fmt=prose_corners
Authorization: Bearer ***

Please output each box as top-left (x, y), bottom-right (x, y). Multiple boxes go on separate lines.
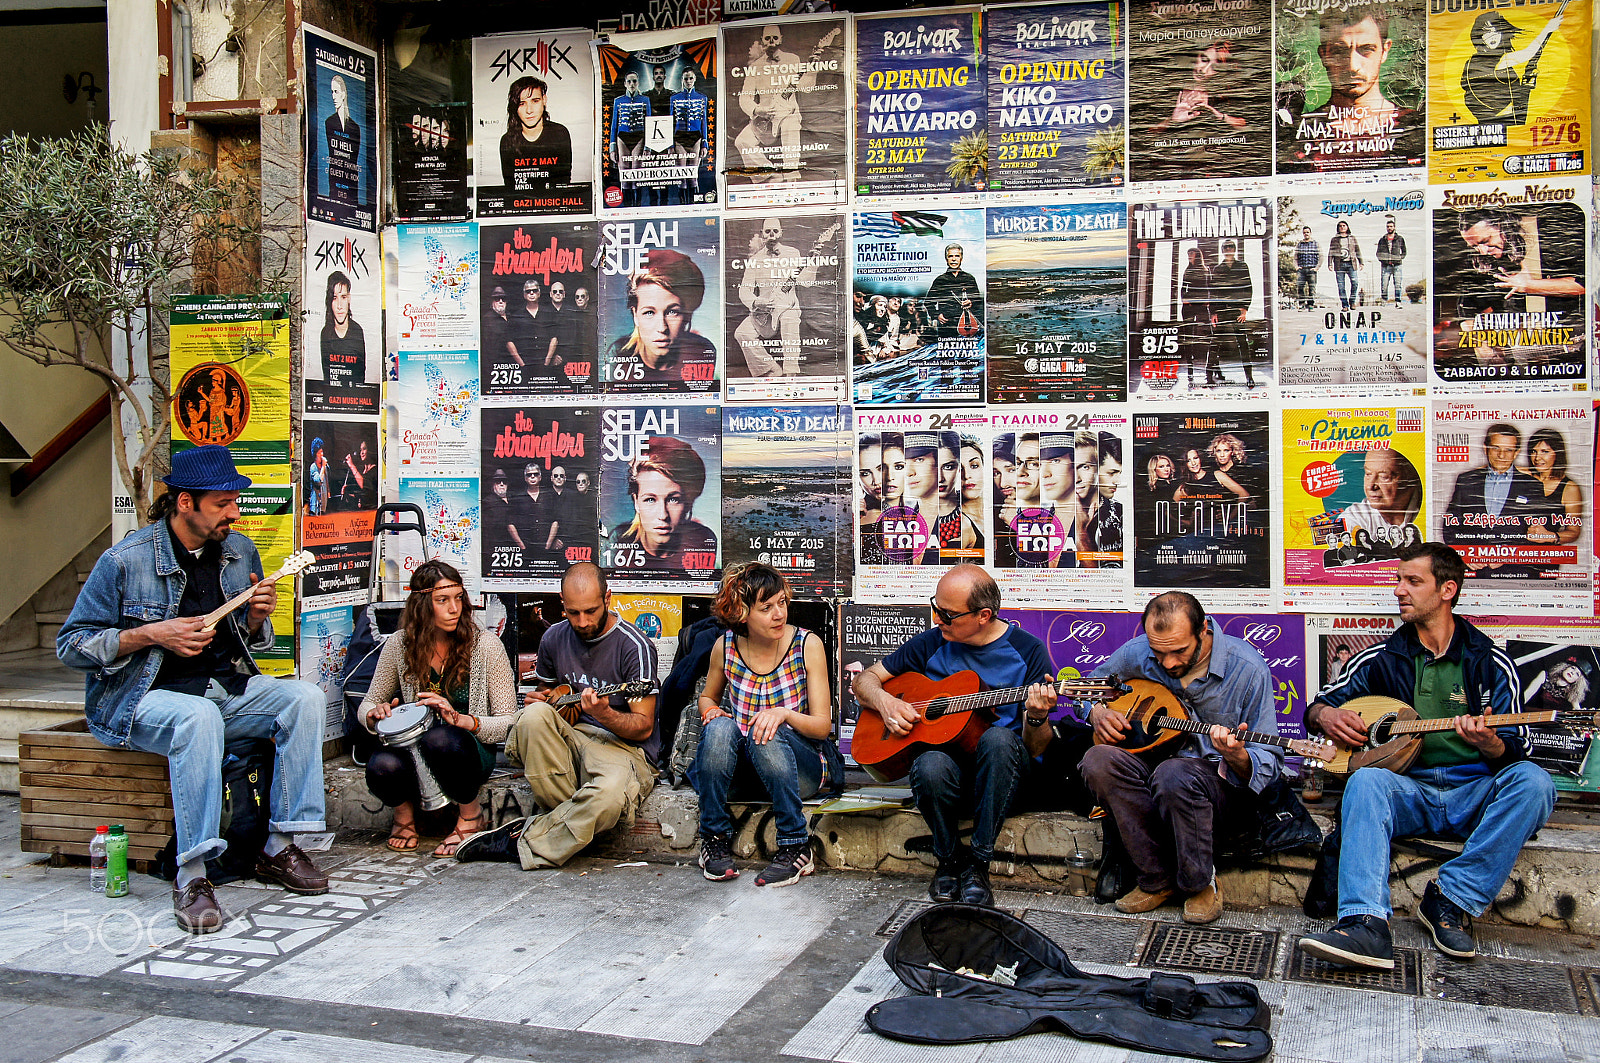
top-left (852, 673), bottom-right (1129, 783)
top-left (200, 550), bottom-right (315, 631)
top-left (1318, 695), bottom-right (1557, 775)
top-left (538, 680), bottom-right (654, 725)
top-left (1092, 678), bottom-right (1336, 764)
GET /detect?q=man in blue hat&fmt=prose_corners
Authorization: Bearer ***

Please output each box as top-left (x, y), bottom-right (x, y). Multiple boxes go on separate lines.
top-left (58, 445), bottom-right (329, 934)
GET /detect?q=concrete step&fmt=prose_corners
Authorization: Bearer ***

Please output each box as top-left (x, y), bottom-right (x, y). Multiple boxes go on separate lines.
top-left (32, 612), bottom-right (71, 626)
top-left (34, 624), bottom-right (61, 650)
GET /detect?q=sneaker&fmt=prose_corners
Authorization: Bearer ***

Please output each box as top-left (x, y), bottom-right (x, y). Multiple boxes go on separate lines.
top-left (930, 858), bottom-right (964, 903)
top-left (698, 832), bottom-right (739, 881)
top-left (1297, 914), bottom-right (1394, 970)
top-left (454, 816), bottom-right (525, 863)
top-left (1419, 881), bottom-right (1476, 959)
top-left (755, 842), bottom-right (814, 887)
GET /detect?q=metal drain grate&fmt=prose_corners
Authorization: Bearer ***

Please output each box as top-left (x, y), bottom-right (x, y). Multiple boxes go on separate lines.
top-left (1571, 968), bottom-right (1600, 1017)
top-left (875, 899), bottom-right (935, 937)
top-left (1284, 946), bottom-right (1422, 996)
top-left (1139, 924), bottom-right (1278, 980)
top-left (1432, 958), bottom-right (1580, 1015)
top-left (1023, 910), bottom-right (1149, 966)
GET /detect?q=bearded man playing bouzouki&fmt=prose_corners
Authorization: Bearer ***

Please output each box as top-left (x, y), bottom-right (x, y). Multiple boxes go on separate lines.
top-left (1299, 542), bottom-right (1555, 970)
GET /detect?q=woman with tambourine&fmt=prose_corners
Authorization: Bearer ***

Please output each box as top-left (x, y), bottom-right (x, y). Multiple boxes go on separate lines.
top-left (358, 561), bottom-right (519, 857)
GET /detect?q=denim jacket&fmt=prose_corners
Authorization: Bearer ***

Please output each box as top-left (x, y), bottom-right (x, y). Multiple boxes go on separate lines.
top-left (56, 520), bottom-right (272, 748)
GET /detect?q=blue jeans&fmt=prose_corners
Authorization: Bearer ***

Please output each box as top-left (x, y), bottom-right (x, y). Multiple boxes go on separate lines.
top-left (909, 725), bottom-right (1029, 865)
top-left (694, 716), bottom-right (823, 847)
top-left (1336, 761), bottom-right (1555, 920)
top-left (1296, 267), bottom-right (1317, 306)
top-left (1380, 262), bottom-right (1403, 302)
top-left (1334, 264), bottom-right (1359, 307)
top-left (128, 675), bottom-right (327, 866)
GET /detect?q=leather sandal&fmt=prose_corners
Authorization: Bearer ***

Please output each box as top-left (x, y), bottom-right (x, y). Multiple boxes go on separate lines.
top-left (433, 810), bottom-right (489, 859)
top-left (386, 822), bottom-right (419, 853)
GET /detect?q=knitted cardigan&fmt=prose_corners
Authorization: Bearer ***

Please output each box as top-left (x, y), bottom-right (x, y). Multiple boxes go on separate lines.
top-left (358, 629), bottom-right (520, 745)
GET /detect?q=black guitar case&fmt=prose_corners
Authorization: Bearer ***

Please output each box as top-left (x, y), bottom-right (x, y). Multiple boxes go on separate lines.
top-left (866, 904), bottom-right (1272, 1061)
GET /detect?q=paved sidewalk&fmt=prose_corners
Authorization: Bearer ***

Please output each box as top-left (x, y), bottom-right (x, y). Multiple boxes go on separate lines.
top-left (0, 795), bottom-right (1596, 1062)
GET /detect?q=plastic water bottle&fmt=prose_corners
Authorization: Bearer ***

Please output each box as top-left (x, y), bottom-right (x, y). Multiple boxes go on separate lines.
top-left (88, 826), bottom-right (109, 893)
top-left (105, 825), bottom-right (129, 898)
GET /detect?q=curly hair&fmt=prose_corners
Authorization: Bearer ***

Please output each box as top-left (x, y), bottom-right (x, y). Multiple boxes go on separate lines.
top-left (712, 562), bottom-right (789, 635)
top-left (400, 560), bottom-right (475, 696)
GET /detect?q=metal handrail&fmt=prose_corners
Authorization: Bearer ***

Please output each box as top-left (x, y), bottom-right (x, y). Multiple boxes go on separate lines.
top-left (9, 393), bottom-right (111, 497)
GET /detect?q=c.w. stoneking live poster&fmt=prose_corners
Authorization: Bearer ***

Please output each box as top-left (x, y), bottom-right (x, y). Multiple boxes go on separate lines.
top-left (722, 213), bottom-right (846, 402)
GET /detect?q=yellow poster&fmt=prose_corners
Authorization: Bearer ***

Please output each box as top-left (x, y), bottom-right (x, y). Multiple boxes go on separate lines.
top-left (169, 295), bottom-right (293, 472)
top-left (1428, 0), bottom-right (1590, 182)
top-left (233, 485), bottom-right (297, 675)
top-left (612, 593), bottom-right (682, 640)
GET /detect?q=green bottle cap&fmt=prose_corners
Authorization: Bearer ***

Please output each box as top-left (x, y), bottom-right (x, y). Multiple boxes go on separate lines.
top-left (109, 824), bottom-right (126, 834)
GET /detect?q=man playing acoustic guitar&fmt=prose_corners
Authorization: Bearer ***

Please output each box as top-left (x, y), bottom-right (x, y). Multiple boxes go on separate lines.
top-left (1081, 592), bottom-right (1282, 925)
top-left (1298, 542), bottom-right (1556, 969)
top-left (852, 565), bottom-right (1060, 907)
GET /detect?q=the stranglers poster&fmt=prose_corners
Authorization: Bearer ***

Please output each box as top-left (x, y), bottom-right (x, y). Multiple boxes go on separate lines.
top-left (598, 404), bottom-right (722, 591)
top-left (1431, 397), bottom-right (1592, 611)
top-left (595, 28), bottom-right (719, 210)
top-left (472, 31), bottom-right (596, 217)
top-left (598, 215), bottom-right (723, 395)
top-left (1274, 0), bottom-right (1425, 175)
top-left (851, 208), bottom-right (987, 406)
top-left (986, 1), bottom-right (1125, 191)
top-left (1427, 0), bottom-right (1589, 184)
top-left (987, 203), bottom-right (1126, 403)
top-left (722, 16), bottom-right (850, 208)
top-left (481, 406), bottom-right (600, 588)
top-left (1132, 410), bottom-right (1271, 598)
top-left (392, 102), bottom-right (470, 222)
top-left (1276, 189), bottom-right (1427, 391)
top-left (853, 8), bottom-right (987, 199)
top-left (479, 221), bottom-right (599, 397)
top-left (1431, 180), bottom-right (1588, 390)
top-left (1125, 0), bottom-right (1271, 183)
top-left (722, 212), bottom-right (847, 403)
top-left (722, 405), bottom-right (852, 599)
top-left (303, 222), bottom-right (381, 416)
top-left (1128, 197), bottom-right (1273, 399)
top-left (1280, 406), bottom-right (1428, 612)
top-left (304, 27), bottom-right (377, 231)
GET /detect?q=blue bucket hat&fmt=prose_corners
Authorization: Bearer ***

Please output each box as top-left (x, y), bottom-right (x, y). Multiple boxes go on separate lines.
top-left (162, 445), bottom-right (252, 492)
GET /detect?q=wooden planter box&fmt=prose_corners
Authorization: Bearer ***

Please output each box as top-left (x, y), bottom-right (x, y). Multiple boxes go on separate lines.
top-left (19, 719), bottom-right (172, 862)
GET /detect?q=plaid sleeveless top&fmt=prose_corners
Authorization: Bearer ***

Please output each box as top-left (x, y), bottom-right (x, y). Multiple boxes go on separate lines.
top-left (727, 626), bottom-right (810, 734)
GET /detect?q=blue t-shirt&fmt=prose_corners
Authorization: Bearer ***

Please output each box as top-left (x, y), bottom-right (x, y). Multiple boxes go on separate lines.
top-left (881, 625), bottom-right (1053, 732)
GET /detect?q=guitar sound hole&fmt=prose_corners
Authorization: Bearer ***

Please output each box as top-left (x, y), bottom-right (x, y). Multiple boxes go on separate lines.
top-left (926, 699), bottom-right (947, 720)
top-left (1370, 715), bottom-right (1396, 746)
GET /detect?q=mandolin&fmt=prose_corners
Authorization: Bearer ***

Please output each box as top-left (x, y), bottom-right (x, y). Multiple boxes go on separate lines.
top-left (535, 680), bottom-right (654, 725)
top-left (200, 550), bottom-right (315, 631)
top-left (1317, 695), bottom-right (1557, 775)
top-left (1092, 678), bottom-right (1336, 764)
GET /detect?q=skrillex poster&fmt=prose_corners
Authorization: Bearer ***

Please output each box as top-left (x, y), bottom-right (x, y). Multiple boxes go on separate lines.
top-left (303, 221), bottom-right (381, 416)
top-left (471, 31), bottom-right (597, 217)
top-left (595, 28), bottom-right (719, 210)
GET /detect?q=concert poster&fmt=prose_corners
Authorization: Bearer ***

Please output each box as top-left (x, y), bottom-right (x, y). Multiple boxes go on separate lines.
top-left (480, 406), bottom-right (600, 588)
top-left (987, 203), bottom-right (1127, 403)
top-left (299, 602), bottom-right (354, 741)
top-left (722, 212), bottom-right (847, 403)
top-left (479, 221), bottom-right (599, 397)
top-left (1127, 197), bottom-right (1273, 399)
top-left (169, 295), bottom-right (292, 469)
top-left (985, 1), bottom-right (1125, 192)
top-left (472, 31), bottom-right (596, 217)
top-left (1276, 190), bottom-right (1427, 392)
top-left (1431, 181), bottom-right (1589, 390)
top-left (598, 215), bottom-right (723, 396)
top-left (392, 102), bottom-right (470, 222)
top-left (853, 407), bottom-right (989, 604)
top-left (598, 403), bottom-right (723, 592)
top-left (1506, 636), bottom-right (1600, 790)
top-left (305, 222), bottom-right (381, 416)
top-left (595, 27), bottom-right (719, 210)
top-left (393, 348), bottom-right (479, 473)
top-left (1427, 0), bottom-right (1589, 184)
top-left (1273, 0), bottom-right (1425, 175)
top-left (851, 208), bottom-right (987, 406)
top-left (1125, 0), bottom-right (1271, 183)
top-left (722, 405), bottom-right (853, 599)
top-left (722, 16), bottom-right (850, 209)
top-left (838, 602), bottom-right (933, 757)
top-left (1280, 406), bottom-right (1428, 612)
top-left (302, 417), bottom-right (378, 601)
top-left (396, 224), bottom-right (479, 352)
top-left (1131, 410), bottom-right (1271, 603)
top-left (304, 27), bottom-right (377, 232)
top-left (398, 475), bottom-right (482, 594)
top-left (1303, 612), bottom-right (1396, 695)
top-left (1430, 397), bottom-right (1593, 611)
top-left (233, 485), bottom-right (296, 674)
top-left (1005, 609), bottom-right (1309, 739)
top-left (853, 8), bottom-right (987, 200)
top-left (991, 409), bottom-right (1132, 610)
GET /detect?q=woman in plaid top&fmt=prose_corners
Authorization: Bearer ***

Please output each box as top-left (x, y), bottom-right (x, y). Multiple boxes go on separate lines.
top-left (692, 563), bottom-right (841, 887)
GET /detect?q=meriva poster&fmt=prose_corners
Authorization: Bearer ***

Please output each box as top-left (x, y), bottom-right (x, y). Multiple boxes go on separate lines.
top-left (987, 203), bottom-right (1127, 403)
top-left (1427, 0), bottom-right (1589, 184)
top-left (1274, 0), bottom-right (1425, 174)
top-left (598, 215), bottom-right (723, 396)
top-left (595, 27), bottom-right (719, 210)
top-left (471, 31), bottom-right (597, 217)
top-left (986, 1), bottom-right (1125, 191)
top-left (1281, 406), bottom-right (1428, 612)
top-left (478, 221), bottom-right (599, 397)
top-left (853, 9), bottom-right (987, 199)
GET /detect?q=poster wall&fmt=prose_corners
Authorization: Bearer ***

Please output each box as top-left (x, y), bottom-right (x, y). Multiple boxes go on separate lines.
top-left (596, 28), bottom-right (719, 210)
top-left (481, 406), bottom-right (600, 587)
top-left (598, 403), bottom-right (723, 591)
top-left (599, 215), bottom-right (724, 395)
top-left (304, 27), bottom-right (377, 231)
top-left (304, 223), bottom-right (382, 416)
top-left (472, 31), bottom-right (597, 217)
top-left (479, 221), bottom-right (599, 397)
top-left (723, 212), bottom-right (847, 402)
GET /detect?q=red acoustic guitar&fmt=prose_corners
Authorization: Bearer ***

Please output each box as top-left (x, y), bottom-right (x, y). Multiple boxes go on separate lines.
top-left (852, 672), bottom-right (1127, 782)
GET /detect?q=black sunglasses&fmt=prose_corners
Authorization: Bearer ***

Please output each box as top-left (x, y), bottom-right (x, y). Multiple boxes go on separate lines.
top-left (930, 597), bottom-right (977, 624)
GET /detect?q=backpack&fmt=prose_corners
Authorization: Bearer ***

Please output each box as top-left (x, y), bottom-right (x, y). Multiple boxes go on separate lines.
top-left (154, 738), bottom-right (275, 884)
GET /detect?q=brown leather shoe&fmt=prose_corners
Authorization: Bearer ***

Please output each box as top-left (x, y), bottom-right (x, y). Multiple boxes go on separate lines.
top-left (173, 878), bottom-right (225, 934)
top-left (1183, 879), bottom-right (1224, 925)
top-left (255, 843), bottom-right (329, 895)
top-left (1115, 886), bottom-right (1176, 914)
